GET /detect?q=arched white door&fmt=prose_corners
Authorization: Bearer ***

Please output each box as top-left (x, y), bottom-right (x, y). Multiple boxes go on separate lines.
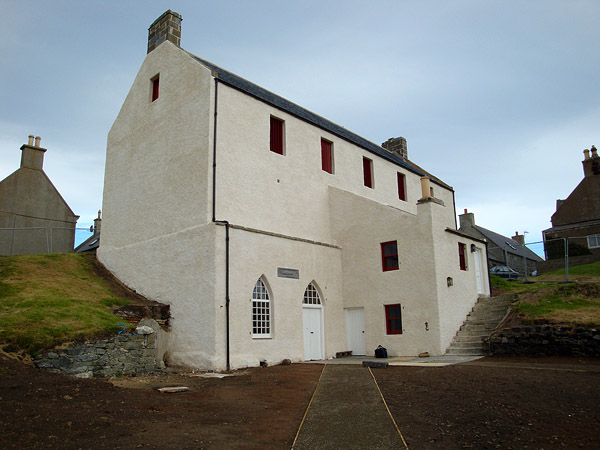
top-left (302, 283), bottom-right (324, 361)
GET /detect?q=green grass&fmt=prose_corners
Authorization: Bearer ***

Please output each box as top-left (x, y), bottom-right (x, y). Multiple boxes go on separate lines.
top-left (0, 253), bottom-right (133, 353)
top-left (490, 263), bottom-right (600, 326)
top-left (539, 261), bottom-right (600, 280)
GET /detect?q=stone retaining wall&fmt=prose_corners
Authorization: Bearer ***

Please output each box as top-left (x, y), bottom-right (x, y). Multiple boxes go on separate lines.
top-left (484, 325), bottom-right (600, 356)
top-left (34, 319), bottom-right (166, 378)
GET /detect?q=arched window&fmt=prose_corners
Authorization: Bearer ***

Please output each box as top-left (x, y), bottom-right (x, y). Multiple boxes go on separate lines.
top-left (303, 283), bottom-right (322, 305)
top-left (252, 278), bottom-right (271, 337)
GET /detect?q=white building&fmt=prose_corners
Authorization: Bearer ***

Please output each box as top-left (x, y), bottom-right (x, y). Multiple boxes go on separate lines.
top-left (99, 11), bottom-right (490, 371)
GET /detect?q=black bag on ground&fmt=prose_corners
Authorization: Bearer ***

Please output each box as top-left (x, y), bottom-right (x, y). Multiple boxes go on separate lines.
top-left (374, 345), bottom-right (387, 358)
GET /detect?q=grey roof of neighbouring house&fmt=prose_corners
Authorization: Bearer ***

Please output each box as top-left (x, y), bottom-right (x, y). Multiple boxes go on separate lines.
top-left (474, 225), bottom-right (542, 262)
top-left (187, 52), bottom-right (452, 190)
top-left (74, 234), bottom-right (100, 253)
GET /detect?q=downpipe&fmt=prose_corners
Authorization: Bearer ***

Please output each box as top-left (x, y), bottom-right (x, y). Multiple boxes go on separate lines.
top-left (211, 78), bottom-right (231, 371)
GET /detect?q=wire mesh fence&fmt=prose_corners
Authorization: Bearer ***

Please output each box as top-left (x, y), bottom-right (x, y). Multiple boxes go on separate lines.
top-left (0, 227), bottom-right (93, 256)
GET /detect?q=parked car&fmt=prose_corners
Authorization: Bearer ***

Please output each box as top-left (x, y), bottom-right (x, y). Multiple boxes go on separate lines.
top-left (490, 265), bottom-right (520, 280)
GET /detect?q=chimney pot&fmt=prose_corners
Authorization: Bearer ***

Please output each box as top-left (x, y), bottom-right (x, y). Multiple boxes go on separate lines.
top-left (420, 176), bottom-right (431, 199)
top-left (34, 136), bottom-right (41, 147)
top-left (28, 135), bottom-right (34, 146)
top-left (464, 209), bottom-right (468, 214)
top-left (582, 146), bottom-right (600, 177)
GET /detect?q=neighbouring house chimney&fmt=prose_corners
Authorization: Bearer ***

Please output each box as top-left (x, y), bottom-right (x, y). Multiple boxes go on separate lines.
top-left (458, 209), bottom-right (475, 230)
top-left (93, 210), bottom-right (102, 236)
top-left (147, 10), bottom-right (182, 54)
top-left (582, 145), bottom-right (600, 177)
top-left (20, 134), bottom-right (47, 170)
top-left (381, 137), bottom-right (408, 159)
top-left (512, 231), bottom-right (525, 245)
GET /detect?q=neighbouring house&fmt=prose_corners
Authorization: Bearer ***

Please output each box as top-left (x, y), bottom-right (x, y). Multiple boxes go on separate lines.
top-left (74, 210), bottom-right (101, 253)
top-left (0, 136), bottom-right (78, 255)
top-left (458, 209), bottom-right (542, 276)
top-left (542, 147), bottom-right (600, 268)
top-left (98, 10), bottom-right (490, 371)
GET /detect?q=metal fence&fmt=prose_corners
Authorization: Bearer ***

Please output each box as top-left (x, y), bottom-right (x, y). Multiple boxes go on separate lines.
top-left (0, 227), bottom-right (93, 256)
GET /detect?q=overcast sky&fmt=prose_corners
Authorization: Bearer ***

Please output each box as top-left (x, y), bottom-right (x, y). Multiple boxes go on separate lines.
top-left (2, 1), bottom-right (599, 252)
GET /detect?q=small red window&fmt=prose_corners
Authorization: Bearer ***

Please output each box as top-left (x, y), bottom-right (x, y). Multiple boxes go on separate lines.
top-left (397, 172), bottom-right (406, 201)
top-left (381, 241), bottom-right (399, 272)
top-left (385, 304), bottom-right (403, 334)
top-left (363, 157), bottom-right (373, 188)
top-left (459, 243), bottom-right (467, 271)
top-left (270, 116), bottom-right (284, 155)
top-left (151, 76), bottom-right (160, 102)
top-left (321, 139), bottom-right (333, 174)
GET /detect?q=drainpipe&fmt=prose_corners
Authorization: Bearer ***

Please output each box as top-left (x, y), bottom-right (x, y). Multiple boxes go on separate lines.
top-left (211, 77), bottom-right (231, 371)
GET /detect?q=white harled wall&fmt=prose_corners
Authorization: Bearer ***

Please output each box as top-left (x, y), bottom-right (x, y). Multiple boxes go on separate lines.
top-left (99, 42), bottom-right (221, 368)
top-left (100, 40), bottom-right (489, 369)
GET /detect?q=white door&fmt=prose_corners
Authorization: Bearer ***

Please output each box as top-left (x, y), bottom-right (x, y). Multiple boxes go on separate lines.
top-left (345, 308), bottom-right (366, 356)
top-left (303, 307), bottom-right (323, 361)
top-left (474, 248), bottom-right (485, 295)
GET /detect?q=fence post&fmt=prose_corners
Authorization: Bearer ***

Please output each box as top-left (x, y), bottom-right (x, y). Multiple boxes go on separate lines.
top-left (564, 237), bottom-right (569, 282)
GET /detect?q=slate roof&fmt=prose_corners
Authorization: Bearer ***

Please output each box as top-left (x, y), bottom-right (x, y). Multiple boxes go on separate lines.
top-left (474, 225), bottom-right (542, 262)
top-left (187, 52), bottom-right (451, 190)
top-left (74, 234), bottom-right (100, 253)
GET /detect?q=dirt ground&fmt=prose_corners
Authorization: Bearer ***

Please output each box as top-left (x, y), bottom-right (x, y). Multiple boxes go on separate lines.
top-left (1, 355), bottom-right (599, 449)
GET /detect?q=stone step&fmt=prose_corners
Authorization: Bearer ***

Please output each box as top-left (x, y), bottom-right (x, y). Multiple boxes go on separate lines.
top-left (470, 305), bottom-right (510, 314)
top-left (457, 330), bottom-right (494, 338)
top-left (460, 324), bottom-right (497, 333)
top-left (453, 335), bottom-right (485, 343)
top-left (465, 318), bottom-right (505, 325)
top-left (448, 342), bottom-right (484, 349)
top-left (445, 347), bottom-right (484, 356)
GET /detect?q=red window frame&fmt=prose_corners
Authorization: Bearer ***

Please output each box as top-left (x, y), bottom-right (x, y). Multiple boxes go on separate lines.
top-left (321, 139), bottom-right (333, 174)
top-left (385, 304), bottom-right (403, 334)
top-left (397, 172), bottom-right (406, 201)
top-left (381, 241), bottom-right (399, 272)
top-left (151, 76), bottom-right (160, 102)
top-left (270, 116), bottom-right (284, 155)
top-left (458, 243), bottom-right (467, 271)
top-left (363, 157), bottom-right (373, 188)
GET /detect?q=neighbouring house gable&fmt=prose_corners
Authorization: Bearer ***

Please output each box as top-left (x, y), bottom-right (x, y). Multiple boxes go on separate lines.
top-left (0, 163), bottom-right (77, 223)
top-left (551, 176), bottom-right (600, 226)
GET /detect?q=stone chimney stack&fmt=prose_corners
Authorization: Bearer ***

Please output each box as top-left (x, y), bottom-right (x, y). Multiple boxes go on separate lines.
top-left (93, 210), bottom-right (102, 236)
top-left (382, 137), bottom-right (408, 159)
top-left (512, 231), bottom-right (525, 245)
top-left (20, 135), bottom-right (47, 170)
top-left (582, 145), bottom-right (600, 177)
top-left (458, 208), bottom-right (475, 230)
top-left (147, 10), bottom-right (182, 54)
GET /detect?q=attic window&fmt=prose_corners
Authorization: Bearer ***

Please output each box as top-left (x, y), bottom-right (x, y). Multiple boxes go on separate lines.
top-left (270, 116), bottom-right (285, 155)
top-left (363, 157), bottom-right (373, 188)
top-left (397, 172), bottom-right (406, 201)
top-left (151, 75), bottom-right (160, 102)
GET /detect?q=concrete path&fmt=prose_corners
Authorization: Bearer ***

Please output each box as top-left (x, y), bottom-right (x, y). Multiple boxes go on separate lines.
top-left (292, 364), bottom-right (408, 450)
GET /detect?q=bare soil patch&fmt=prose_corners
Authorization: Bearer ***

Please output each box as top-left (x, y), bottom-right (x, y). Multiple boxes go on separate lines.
top-left (0, 355), bottom-right (321, 449)
top-left (2, 356), bottom-right (600, 449)
top-left (375, 357), bottom-right (600, 449)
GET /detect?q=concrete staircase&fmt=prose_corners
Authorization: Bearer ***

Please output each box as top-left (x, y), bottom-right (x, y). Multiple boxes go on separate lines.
top-left (445, 295), bottom-right (515, 356)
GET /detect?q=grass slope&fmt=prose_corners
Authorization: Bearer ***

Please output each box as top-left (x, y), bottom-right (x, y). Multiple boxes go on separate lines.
top-left (0, 253), bottom-right (131, 353)
top-left (491, 262), bottom-right (600, 326)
